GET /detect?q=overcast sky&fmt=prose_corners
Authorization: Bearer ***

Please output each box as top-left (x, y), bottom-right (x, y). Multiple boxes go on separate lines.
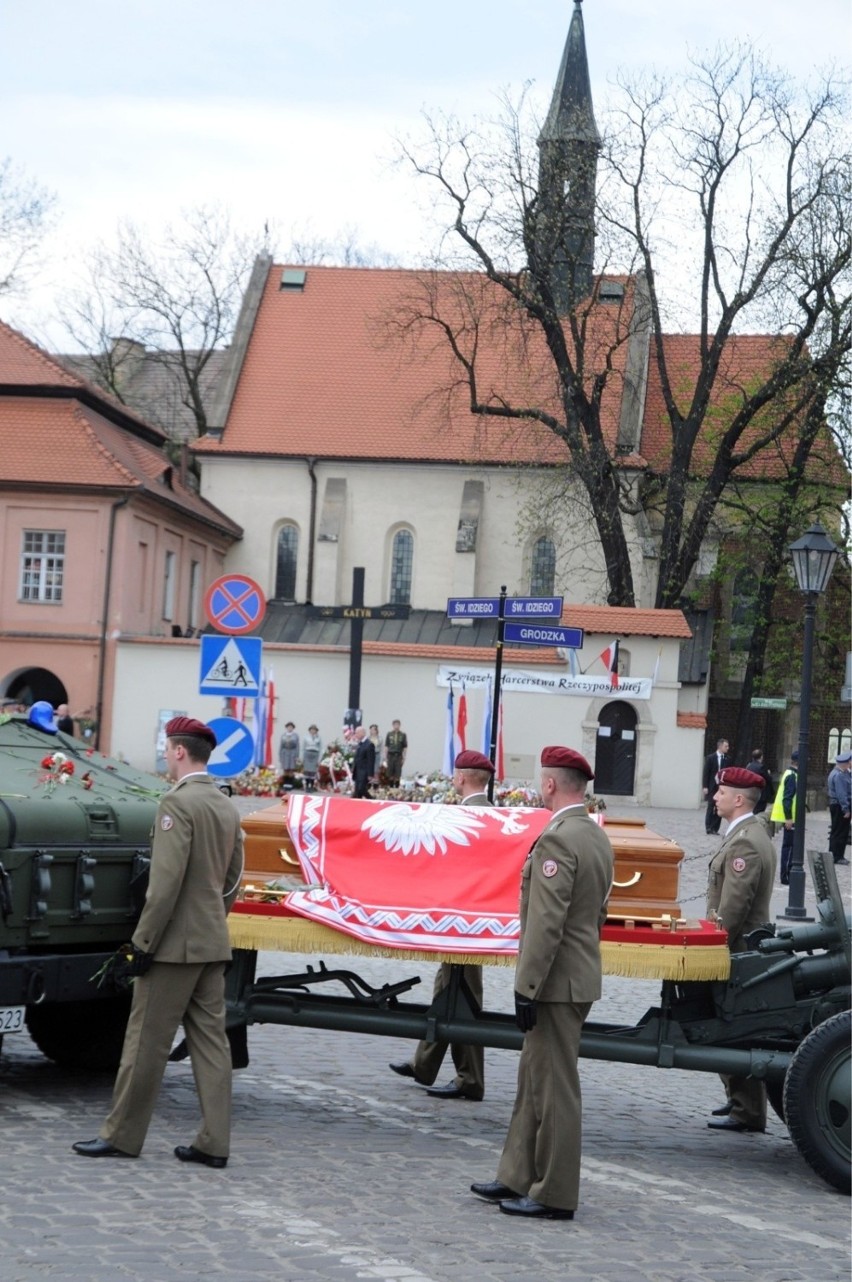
top-left (1, 0), bottom-right (849, 342)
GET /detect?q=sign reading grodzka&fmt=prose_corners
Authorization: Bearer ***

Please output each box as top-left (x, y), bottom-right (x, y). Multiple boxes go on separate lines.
top-left (436, 665), bottom-right (653, 700)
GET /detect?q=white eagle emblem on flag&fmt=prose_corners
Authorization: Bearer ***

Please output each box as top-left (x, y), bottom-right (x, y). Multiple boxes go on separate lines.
top-left (361, 803), bottom-right (487, 855)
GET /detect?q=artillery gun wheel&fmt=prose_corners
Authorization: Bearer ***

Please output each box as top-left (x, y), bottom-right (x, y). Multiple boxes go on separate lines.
top-left (26, 996), bottom-right (131, 1071)
top-left (765, 1078), bottom-right (785, 1123)
top-left (783, 1010), bottom-right (851, 1194)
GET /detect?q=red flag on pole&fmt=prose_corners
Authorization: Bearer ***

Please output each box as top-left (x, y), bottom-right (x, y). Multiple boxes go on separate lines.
top-left (264, 667), bottom-right (276, 765)
top-left (599, 640), bottom-right (619, 688)
top-left (456, 682), bottom-right (468, 754)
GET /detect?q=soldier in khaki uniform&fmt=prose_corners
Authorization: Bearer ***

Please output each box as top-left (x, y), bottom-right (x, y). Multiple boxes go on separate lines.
top-left (471, 746), bottom-right (613, 1220)
top-left (705, 765), bottom-right (776, 1133)
top-left (74, 716), bottom-right (244, 1167)
top-left (390, 749), bottom-right (494, 1100)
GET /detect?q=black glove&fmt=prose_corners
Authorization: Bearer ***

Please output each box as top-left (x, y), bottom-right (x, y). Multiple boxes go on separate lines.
top-left (514, 991), bottom-right (538, 1033)
top-left (100, 943), bottom-right (155, 993)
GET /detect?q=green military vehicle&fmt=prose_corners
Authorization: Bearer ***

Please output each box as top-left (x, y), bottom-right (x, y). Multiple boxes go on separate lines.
top-left (0, 715), bottom-right (164, 1070)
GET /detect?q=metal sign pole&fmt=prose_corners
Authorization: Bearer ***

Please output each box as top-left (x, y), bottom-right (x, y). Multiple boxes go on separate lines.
top-left (487, 585), bottom-right (507, 800)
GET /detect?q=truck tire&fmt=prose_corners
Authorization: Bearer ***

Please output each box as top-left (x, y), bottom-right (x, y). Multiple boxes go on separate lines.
top-left (783, 1010), bottom-right (851, 1194)
top-left (26, 996), bottom-right (131, 1072)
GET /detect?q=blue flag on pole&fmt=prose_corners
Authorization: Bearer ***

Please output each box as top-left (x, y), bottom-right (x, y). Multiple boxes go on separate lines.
top-left (442, 682), bottom-right (455, 777)
top-left (481, 676), bottom-right (492, 757)
top-left (253, 669), bottom-right (267, 768)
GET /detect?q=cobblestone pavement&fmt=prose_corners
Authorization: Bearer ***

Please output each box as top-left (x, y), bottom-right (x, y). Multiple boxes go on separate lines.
top-left (2, 802), bottom-right (849, 1282)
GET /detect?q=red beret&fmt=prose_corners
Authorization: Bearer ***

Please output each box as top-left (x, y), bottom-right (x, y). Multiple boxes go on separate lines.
top-left (454, 750), bottom-right (494, 773)
top-left (717, 766), bottom-right (764, 791)
top-left (165, 716), bottom-right (217, 747)
top-left (541, 746), bottom-right (594, 780)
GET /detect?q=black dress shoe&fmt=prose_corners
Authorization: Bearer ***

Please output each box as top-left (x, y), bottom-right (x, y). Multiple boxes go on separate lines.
top-left (835, 858), bottom-right (850, 866)
top-left (707, 1117), bottom-right (764, 1133)
top-left (72, 1138), bottom-right (136, 1159)
top-left (499, 1196), bottom-right (574, 1220)
top-left (711, 1101), bottom-right (733, 1116)
top-left (168, 1038), bottom-right (190, 1063)
top-left (389, 1060), bottom-right (417, 1079)
top-left (425, 1082), bottom-right (483, 1100)
top-left (174, 1145), bottom-right (228, 1168)
top-left (471, 1181), bottom-right (519, 1202)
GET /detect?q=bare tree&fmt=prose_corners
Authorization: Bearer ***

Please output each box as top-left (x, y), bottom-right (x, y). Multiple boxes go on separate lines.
top-left (397, 45), bottom-right (852, 610)
top-left (0, 158), bottom-right (56, 298)
top-left (57, 205), bottom-right (270, 437)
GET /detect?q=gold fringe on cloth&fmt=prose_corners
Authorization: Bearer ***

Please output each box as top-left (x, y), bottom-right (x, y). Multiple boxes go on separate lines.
top-left (601, 941), bottom-right (729, 981)
top-left (228, 915), bottom-right (730, 981)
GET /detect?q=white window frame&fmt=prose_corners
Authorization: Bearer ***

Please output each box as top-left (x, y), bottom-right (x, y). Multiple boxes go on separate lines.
top-left (162, 550), bottom-right (176, 621)
top-left (20, 530), bottom-right (65, 603)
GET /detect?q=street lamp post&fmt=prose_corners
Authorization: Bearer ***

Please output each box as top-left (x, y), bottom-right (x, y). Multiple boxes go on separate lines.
top-left (779, 522), bottom-right (840, 921)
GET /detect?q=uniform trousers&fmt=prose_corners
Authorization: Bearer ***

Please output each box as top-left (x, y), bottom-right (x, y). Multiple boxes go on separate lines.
top-left (496, 999), bottom-right (591, 1212)
top-left (828, 804), bottom-right (850, 862)
top-left (410, 963), bottom-right (484, 1097)
top-left (721, 1071), bottom-right (767, 1129)
top-left (101, 960), bottom-right (231, 1158)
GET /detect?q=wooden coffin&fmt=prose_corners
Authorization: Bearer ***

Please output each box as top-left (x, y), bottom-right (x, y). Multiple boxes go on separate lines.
top-left (240, 799), bottom-right (302, 883)
top-left (240, 800), bottom-right (683, 922)
top-left (600, 815), bottom-right (682, 921)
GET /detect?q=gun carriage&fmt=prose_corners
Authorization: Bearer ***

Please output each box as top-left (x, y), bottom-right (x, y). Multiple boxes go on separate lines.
top-left (224, 797), bottom-right (851, 1195)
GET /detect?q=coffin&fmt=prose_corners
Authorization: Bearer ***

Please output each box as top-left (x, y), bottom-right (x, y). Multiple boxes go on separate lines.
top-left (239, 799), bottom-right (683, 923)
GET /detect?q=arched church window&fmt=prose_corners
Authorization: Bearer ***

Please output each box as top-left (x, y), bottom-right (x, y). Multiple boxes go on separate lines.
top-left (275, 525), bottom-right (299, 601)
top-left (530, 537), bottom-right (556, 596)
top-left (390, 530), bottom-right (414, 605)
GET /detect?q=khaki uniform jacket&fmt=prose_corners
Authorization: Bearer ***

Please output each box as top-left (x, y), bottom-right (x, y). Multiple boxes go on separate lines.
top-left (515, 806), bottom-right (614, 1004)
top-left (133, 774), bottom-right (244, 963)
top-left (706, 814), bottom-right (776, 952)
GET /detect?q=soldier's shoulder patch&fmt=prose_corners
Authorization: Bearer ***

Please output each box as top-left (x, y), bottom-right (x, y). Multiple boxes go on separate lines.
top-left (731, 856), bottom-right (746, 873)
top-left (541, 859), bottom-right (558, 878)
top-left (161, 814), bottom-right (174, 831)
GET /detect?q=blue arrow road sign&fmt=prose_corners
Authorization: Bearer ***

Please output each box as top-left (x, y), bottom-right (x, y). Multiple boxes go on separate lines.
top-left (503, 621), bottom-right (585, 649)
top-left (205, 717), bottom-right (256, 777)
top-left (447, 597), bottom-right (501, 619)
top-left (199, 635), bottom-right (262, 697)
top-left (502, 596), bottom-right (564, 619)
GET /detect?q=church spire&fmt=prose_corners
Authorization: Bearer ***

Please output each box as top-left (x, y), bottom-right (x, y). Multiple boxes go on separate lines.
top-left (536, 0), bottom-right (600, 311)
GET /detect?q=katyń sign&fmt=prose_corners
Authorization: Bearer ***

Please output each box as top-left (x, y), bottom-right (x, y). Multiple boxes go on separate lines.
top-left (436, 665), bottom-right (653, 700)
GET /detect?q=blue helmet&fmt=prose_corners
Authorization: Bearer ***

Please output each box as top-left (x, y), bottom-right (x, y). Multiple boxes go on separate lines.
top-left (28, 701), bottom-right (58, 734)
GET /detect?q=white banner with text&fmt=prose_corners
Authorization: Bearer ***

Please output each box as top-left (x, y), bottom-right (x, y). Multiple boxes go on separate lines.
top-left (436, 665), bottom-right (653, 700)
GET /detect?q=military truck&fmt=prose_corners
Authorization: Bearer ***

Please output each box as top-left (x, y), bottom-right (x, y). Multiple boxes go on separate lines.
top-left (0, 715), bottom-right (163, 1070)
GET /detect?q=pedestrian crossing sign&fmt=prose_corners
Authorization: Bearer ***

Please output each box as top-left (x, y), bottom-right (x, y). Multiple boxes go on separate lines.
top-left (199, 635), bottom-right (262, 698)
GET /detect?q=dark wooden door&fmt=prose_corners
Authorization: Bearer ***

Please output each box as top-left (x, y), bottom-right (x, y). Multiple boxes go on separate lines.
top-left (594, 701), bottom-right (637, 795)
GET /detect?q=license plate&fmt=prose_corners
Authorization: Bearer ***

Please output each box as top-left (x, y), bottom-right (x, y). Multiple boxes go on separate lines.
top-left (0, 1006), bottom-right (25, 1034)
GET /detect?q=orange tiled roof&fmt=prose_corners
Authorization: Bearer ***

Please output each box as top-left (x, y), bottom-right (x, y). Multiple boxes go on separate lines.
top-left (0, 396), bottom-right (241, 536)
top-left (677, 712), bottom-right (707, 729)
top-left (194, 265), bottom-right (637, 464)
top-left (640, 334), bottom-right (846, 483)
top-left (0, 320), bottom-right (166, 443)
top-left (559, 605), bottom-right (691, 638)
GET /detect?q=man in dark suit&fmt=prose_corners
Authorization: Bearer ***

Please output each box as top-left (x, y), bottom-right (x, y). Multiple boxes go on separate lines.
top-left (471, 746), bottom-right (613, 1220)
top-left (352, 726), bottom-right (376, 798)
top-left (390, 749), bottom-right (494, 1100)
top-left (73, 716), bottom-right (244, 1167)
top-left (705, 766), bottom-right (776, 1133)
top-left (703, 738), bottom-right (731, 833)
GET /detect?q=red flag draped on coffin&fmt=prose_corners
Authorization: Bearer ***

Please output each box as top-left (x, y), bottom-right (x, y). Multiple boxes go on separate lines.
top-left (284, 794), bottom-right (551, 953)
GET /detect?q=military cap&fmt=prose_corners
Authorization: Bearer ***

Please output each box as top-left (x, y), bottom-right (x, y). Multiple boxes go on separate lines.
top-left (791, 748), bottom-right (799, 760)
top-left (836, 750), bottom-right (852, 764)
top-left (717, 766), bottom-right (765, 791)
top-left (541, 746), bottom-right (594, 780)
top-left (454, 750), bottom-right (494, 773)
top-left (165, 715), bottom-right (217, 747)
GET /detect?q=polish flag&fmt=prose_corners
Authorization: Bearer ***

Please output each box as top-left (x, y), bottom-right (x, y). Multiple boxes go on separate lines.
top-left (264, 667), bottom-right (276, 766)
top-left (456, 683), bottom-right (468, 754)
top-left (599, 640), bottom-right (619, 688)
